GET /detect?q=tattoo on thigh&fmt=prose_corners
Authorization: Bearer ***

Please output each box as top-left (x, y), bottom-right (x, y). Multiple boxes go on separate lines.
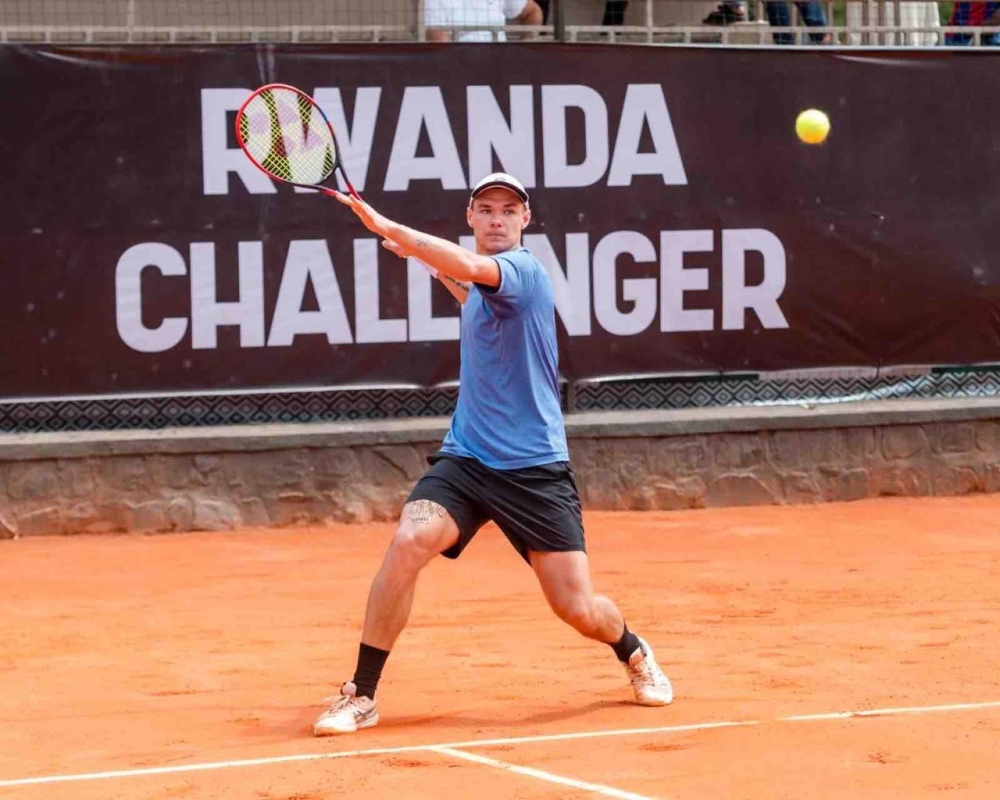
top-left (406, 499), bottom-right (447, 525)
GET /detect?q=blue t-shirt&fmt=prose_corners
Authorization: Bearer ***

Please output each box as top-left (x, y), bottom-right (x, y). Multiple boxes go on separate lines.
top-left (440, 247), bottom-right (569, 469)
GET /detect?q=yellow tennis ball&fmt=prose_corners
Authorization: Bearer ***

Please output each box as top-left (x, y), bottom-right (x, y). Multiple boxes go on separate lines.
top-left (795, 108), bottom-right (830, 145)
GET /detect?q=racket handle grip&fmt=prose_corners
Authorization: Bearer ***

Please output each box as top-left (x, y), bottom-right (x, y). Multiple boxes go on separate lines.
top-left (320, 185), bottom-right (363, 201)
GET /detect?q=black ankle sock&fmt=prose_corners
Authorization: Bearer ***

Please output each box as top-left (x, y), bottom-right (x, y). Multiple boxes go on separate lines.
top-left (610, 623), bottom-right (642, 663)
top-left (352, 643), bottom-right (390, 699)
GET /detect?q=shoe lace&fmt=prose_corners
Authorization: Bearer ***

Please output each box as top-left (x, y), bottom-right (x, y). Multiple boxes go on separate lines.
top-left (322, 694), bottom-right (353, 710)
top-left (321, 687), bottom-right (369, 717)
top-left (627, 648), bottom-right (666, 689)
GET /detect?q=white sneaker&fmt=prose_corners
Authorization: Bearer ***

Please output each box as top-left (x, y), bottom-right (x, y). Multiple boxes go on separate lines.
top-left (313, 681), bottom-right (379, 736)
top-left (625, 636), bottom-right (674, 706)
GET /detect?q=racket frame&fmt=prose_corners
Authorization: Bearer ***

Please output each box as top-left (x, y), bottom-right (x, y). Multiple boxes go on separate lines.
top-left (234, 83), bottom-right (360, 199)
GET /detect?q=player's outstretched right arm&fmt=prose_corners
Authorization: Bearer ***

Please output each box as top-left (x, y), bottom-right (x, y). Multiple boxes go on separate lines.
top-left (333, 191), bottom-right (499, 288)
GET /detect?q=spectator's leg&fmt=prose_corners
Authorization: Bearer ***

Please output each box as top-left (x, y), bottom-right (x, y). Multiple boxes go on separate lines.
top-left (795, 1), bottom-right (830, 42)
top-left (765, 1), bottom-right (795, 43)
top-left (602, 1), bottom-right (628, 25)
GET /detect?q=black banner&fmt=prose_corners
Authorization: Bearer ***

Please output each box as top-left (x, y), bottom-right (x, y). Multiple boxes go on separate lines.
top-left (2, 44), bottom-right (999, 399)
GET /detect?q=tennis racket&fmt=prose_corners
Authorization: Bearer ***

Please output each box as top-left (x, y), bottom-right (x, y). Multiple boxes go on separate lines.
top-left (235, 83), bottom-right (360, 199)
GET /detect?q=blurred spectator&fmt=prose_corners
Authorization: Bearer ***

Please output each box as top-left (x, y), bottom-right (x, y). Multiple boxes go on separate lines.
top-left (763, 1), bottom-right (831, 43)
top-left (702, 1), bottom-right (829, 43)
top-left (945, 1), bottom-right (1000, 45)
top-left (702, 1), bottom-right (748, 24)
top-left (426, 0), bottom-right (544, 41)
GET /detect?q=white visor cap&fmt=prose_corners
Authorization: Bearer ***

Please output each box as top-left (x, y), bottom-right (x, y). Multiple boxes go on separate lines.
top-left (469, 172), bottom-right (530, 206)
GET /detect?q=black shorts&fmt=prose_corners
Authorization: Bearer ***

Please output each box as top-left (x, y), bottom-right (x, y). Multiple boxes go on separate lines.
top-left (406, 453), bottom-right (586, 564)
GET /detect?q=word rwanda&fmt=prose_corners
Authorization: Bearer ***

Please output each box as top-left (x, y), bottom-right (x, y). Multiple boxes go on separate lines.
top-left (202, 83), bottom-right (687, 194)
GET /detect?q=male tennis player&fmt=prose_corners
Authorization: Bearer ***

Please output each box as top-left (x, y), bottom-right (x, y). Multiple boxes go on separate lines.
top-left (313, 172), bottom-right (673, 735)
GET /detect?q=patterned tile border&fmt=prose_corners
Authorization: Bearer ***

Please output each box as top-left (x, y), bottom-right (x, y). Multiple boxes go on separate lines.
top-left (3, 367), bottom-right (1000, 433)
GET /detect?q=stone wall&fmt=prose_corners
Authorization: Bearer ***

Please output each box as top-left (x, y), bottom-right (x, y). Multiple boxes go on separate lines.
top-left (2, 398), bottom-right (1000, 538)
top-left (572, 422), bottom-right (998, 510)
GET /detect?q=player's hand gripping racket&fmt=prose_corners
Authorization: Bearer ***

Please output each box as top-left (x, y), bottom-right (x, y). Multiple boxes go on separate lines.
top-left (235, 83), bottom-right (360, 199)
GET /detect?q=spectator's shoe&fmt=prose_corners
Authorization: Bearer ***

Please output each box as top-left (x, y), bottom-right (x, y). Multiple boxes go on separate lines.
top-left (701, 3), bottom-right (746, 24)
top-left (313, 681), bottom-right (379, 736)
top-left (624, 637), bottom-right (674, 706)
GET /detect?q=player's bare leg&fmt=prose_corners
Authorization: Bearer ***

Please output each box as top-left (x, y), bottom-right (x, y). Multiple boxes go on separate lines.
top-left (361, 500), bottom-right (461, 649)
top-left (529, 550), bottom-right (625, 641)
top-left (313, 500), bottom-right (460, 736)
top-left (530, 550), bottom-right (673, 706)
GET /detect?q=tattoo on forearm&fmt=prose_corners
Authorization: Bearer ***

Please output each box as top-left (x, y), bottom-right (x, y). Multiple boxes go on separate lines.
top-left (413, 236), bottom-right (438, 250)
top-left (442, 275), bottom-right (471, 291)
top-left (406, 499), bottom-right (447, 525)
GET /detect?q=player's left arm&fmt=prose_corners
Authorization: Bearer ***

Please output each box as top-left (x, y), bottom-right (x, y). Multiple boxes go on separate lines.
top-left (438, 274), bottom-right (472, 306)
top-left (414, 262), bottom-right (470, 305)
top-left (333, 191), bottom-right (500, 288)
top-left (438, 273), bottom-right (471, 305)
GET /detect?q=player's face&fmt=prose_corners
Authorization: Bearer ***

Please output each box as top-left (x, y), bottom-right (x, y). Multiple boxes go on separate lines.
top-left (467, 188), bottom-right (530, 255)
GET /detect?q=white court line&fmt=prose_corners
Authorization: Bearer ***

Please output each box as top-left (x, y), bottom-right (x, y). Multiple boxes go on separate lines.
top-left (1, 700), bottom-right (999, 789)
top-left (431, 746), bottom-right (654, 800)
top-left (779, 699), bottom-right (1000, 722)
top-left (0, 721), bottom-right (752, 788)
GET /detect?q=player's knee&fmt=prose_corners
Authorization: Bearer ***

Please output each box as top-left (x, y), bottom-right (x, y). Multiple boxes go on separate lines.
top-left (387, 523), bottom-right (447, 569)
top-left (388, 527), bottom-right (432, 562)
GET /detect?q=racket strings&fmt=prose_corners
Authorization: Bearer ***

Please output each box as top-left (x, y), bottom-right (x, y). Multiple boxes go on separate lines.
top-left (239, 87), bottom-right (337, 185)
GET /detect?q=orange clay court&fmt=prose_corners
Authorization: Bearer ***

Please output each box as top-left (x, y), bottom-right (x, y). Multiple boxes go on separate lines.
top-left (2, 495), bottom-right (999, 799)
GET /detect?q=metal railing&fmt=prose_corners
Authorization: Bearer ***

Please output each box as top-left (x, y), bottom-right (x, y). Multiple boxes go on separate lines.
top-left (0, 0), bottom-right (996, 46)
